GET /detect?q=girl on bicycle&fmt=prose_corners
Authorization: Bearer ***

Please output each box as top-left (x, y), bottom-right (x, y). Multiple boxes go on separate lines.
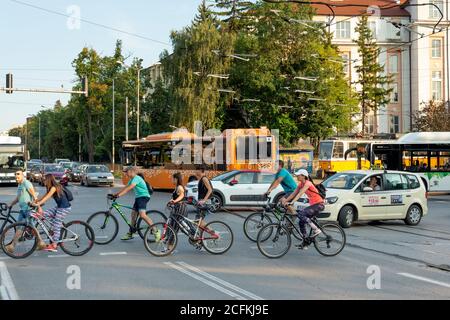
top-left (35, 174), bottom-right (71, 252)
top-left (166, 173), bottom-right (186, 251)
top-left (281, 169), bottom-right (324, 249)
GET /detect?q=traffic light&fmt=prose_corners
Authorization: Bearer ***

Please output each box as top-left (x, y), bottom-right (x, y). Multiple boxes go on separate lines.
top-left (6, 73), bottom-right (13, 94)
top-left (81, 76), bottom-right (88, 97)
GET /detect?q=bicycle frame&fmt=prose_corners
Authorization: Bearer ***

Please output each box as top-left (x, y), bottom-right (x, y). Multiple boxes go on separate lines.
top-left (109, 201), bottom-right (135, 227)
top-left (166, 212), bottom-right (218, 242)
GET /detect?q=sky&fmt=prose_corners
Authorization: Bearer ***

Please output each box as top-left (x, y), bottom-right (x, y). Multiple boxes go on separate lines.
top-left (0, 0), bottom-right (204, 132)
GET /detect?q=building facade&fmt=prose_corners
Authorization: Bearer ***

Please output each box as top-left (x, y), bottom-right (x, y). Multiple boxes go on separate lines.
top-left (313, 0), bottom-right (449, 134)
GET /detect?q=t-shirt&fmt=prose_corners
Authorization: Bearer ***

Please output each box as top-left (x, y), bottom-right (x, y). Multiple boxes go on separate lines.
top-left (275, 168), bottom-right (297, 193)
top-left (297, 180), bottom-right (323, 206)
top-left (53, 188), bottom-right (71, 209)
top-left (128, 175), bottom-right (150, 199)
top-left (17, 179), bottom-right (34, 211)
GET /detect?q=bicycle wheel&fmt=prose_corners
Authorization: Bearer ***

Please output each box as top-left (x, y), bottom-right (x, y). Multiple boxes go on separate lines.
top-left (243, 212), bottom-right (272, 242)
top-left (137, 210), bottom-right (167, 239)
top-left (87, 211), bottom-right (118, 245)
top-left (0, 217), bottom-right (16, 235)
top-left (202, 221), bottom-right (234, 255)
top-left (313, 222), bottom-right (346, 257)
top-left (257, 223), bottom-right (291, 259)
top-left (286, 215), bottom-right (303, 241)
top-left (0, 222), bottom-right (37, 259)
top-left (59, 221), bottom-right (95, 256)
top-left (143, 222), bottom-right (177, 257)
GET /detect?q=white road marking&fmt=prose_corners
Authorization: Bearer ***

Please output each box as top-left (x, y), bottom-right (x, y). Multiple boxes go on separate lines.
top-left (0, 257), bottom-right (9, 260)
top-left (164, 262), bottom-right (246, 300)
top-left (398, 273), bottom-right (450, 288)
top-left (0, 261), bottom-right (19, 300)
top-left (177, 261), bottom-right (263, 300)
top-left (47, 254), bottom-right (70, 258)
top-left (95, 236), bottom-right (109, 239)
top-left (0, 285), bottom-right (9, 300)
top-left (99, 252), bottom-right (127, 256)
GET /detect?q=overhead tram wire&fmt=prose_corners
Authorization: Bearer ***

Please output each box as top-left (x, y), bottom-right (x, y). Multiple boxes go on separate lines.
top-left (8, 0), bottom-right (171, 47)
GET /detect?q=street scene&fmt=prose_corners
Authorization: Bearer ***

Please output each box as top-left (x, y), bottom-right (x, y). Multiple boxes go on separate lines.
top-left (1, 0), bottom-right (450, 303)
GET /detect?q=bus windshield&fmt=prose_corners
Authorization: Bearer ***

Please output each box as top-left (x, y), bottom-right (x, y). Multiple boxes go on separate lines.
top-left (0, 154), bottom-right (24, 169)
top-left (319, 141), bottom-right (333, 160)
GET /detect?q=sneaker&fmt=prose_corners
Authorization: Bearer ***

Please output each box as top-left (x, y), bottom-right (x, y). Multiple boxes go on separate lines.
top-left (121, 232), bottom-right (135, 241)
top-left (152, 229), bottom-right (161, 242)
top-left (44, 243), bottom-right (58, 253)
top-left (5, 244), bottom-right (14, 253)
top-left (311, 229), bottom-right (322, 238)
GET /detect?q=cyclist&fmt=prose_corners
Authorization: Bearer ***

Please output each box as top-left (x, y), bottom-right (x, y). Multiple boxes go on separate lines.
top-left (166, 172), bottom-right (186, 251)
top-left (34, 174), bottom-right (72, 252)
top-left (281, 169), bottom-right (324, 249)
top-left (5, 170), bottom-right (46, 253)
top-left (196, 165), bottom-right (213, 229)
top-left (265, 160), bottom-right (297, 213)
top-left (114, 166), bottom-right (159, 241)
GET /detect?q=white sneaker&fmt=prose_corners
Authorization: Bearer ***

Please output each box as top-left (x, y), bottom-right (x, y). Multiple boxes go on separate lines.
top-left (311, 229), bottom-right (322, 238)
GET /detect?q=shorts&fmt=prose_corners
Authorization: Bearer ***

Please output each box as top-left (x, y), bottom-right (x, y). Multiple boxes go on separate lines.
top-left (195, 202), bottom-right (210, 220)
top-left (132, 197), bottom-right (150, 212)
top-left (282, 192), bottom-right (293, 199)
top-left (17, 209), bottom-right (31, 224)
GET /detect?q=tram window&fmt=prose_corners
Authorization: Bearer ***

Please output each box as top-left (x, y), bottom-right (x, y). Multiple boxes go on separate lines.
top-left (332, 142), bottom-right (344, 159)
top-left (348, 142), bottom-right (358, 158)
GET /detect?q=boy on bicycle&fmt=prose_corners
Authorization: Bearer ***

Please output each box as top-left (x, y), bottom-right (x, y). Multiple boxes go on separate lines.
top-left (114, 166), bottom-right (159, 241)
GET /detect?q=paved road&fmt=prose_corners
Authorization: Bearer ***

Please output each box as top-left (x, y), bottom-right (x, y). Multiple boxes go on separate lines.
top-left (0, 183), bottom-right (449, 300)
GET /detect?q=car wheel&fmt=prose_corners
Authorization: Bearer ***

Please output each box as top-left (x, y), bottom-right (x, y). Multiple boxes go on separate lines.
top-left (404, 204), bottom-right (422, 226)
top-left (338, 205), bottom-right (355, 228)
top-left (208, 194), bottom-right (223, 213)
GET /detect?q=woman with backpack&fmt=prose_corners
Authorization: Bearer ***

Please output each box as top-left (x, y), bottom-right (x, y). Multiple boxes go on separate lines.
top-left (34, 174), bottom-right (73, 252)
top-left (281, 169), bottom-right (325, 249)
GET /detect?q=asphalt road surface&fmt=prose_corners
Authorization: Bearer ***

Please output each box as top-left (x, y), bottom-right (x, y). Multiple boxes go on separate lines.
top-left (1, 181), bottom-right (449, 300)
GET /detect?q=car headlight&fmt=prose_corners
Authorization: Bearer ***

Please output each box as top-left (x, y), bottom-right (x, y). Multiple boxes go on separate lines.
top-left (107, 176), bottom-right (114, 180)
top-left (326, 196), bottom-right (338, 204)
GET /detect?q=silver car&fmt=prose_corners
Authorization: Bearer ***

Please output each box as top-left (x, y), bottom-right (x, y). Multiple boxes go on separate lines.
top-left (80, 164), bottom-right (114, 187)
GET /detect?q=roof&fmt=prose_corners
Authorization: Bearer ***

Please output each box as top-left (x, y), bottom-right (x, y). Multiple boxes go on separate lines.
top-left (312, 0), bottom-right (410, 17)
top-left (396, 132), bottom-right (450, 144)
top-left (333, 170), bottom-right (416, 175)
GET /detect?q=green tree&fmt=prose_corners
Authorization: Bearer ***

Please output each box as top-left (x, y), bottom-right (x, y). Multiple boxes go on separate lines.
top-left (213, 0), bottom-right (253, 31)
top-left (354, 15), bottom-right (393, 134)
top-left (413, 100), bottom-right (450, 131)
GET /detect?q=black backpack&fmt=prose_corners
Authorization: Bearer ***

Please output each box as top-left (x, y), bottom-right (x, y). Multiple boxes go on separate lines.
top-left (137, 173), bottom-right (154, 195)
top-left (314, 183), bottom-right (327, 199)
top-left (62, 186), bottom-right (74, 202)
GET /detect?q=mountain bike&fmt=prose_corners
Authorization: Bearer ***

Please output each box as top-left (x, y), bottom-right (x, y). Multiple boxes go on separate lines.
top-left (87, 194), bottom-right (167, 245)
top-left (144, 200), bottom-right (233, 257)
top-left (0, 203), bottom-right (95, 259)
top-left (243, 197), bottom-right (303, 242)
top-left (0, 203), bottom-right (17, 236)
top-left (256, 207), bottom-right (346, 259)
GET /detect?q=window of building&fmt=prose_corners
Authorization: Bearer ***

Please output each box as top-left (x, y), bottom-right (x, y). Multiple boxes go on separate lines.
top-left (430, 0), bottom-right (444, 19)
top-left (366, 115), bottom-right (375, 134)
top-left (389, 55), bottom-right (398, 74)
top-left (369, 21), bottom-right (377, 38)
top-left (335, 21), bottom-right (351, 39)
top-left (432, 39), bottom-right (442, 58)
top-left (340, 53), bottom-right (350, 76)
top-left (432, 71), bottom-right (442, 100)
top-left (390, 115), bottom-right (400, 133)
top-left (391, 83), bottom-right (399, 103)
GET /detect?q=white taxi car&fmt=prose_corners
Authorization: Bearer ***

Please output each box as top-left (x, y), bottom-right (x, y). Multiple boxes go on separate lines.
top-left (320, 170), bottom-right (428, 228)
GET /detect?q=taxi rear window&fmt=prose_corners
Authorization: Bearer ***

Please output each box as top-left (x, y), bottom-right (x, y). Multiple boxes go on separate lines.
top-left (405, 174), bottom-right (420, 189)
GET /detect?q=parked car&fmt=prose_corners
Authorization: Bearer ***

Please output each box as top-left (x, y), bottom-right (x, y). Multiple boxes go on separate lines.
top-left (54, 158), bottom-right (70, 165)
top-left (29, 164), bottom-right (44, 182)
top-left (80, 164), bottom-right (114, 187)
top-left (39, 164), bottom-right (69, 186)
top-left (185, 170), bottom-right (285, 212)
top-left (319, 170), bottom-right (428, 228)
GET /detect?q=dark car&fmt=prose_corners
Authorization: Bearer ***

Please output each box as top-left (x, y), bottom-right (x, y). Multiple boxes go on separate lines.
top-left (29, 164), bottom-right (44, 182)
top-left (68, 164), bottom-right (84, 182)
top-left (60, 161), bottom-right (82, 182)
top-left (39, 164), bottom-right (68, 186)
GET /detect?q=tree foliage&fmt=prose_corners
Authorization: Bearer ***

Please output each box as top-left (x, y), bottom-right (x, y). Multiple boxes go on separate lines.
top-left (412, 100), bottom-right (450, 132)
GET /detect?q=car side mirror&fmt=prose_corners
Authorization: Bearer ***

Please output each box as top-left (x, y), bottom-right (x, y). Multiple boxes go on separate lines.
top-left (363, 187), bottom-right (373, 192)
top-left (229, 179), bottom-right (238, 186)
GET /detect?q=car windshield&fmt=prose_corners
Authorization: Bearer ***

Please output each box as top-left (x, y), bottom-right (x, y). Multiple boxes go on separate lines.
top-left (211, 170), bottom-right (238, 181)
top-left (45, 165), bottom-right (64, 172)
top-left (87, 165), bottom-right (109, 173)
top-left (61, 162), bottom-right (72, 169)
top-left (322, 173), bottom-right (366, 190)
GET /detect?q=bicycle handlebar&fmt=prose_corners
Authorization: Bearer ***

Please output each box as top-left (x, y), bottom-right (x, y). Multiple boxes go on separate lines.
top-left (0, 202), bottom-right (7, 211)
top-left (107, 194), bottom-right (118, 200)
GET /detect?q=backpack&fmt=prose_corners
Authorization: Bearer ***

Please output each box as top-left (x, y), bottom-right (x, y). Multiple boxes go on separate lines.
top-left (62, 186), bottom-right (74, 202)
top-left (314, 183), bottom-right (327, 199)
top-left (137, 173), bottom-right (154, 195)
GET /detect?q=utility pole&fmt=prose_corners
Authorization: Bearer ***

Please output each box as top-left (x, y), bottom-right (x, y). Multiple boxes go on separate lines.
top-left (137, 68), bottom-right (140, 140)
top-left (78, 132), bottom-right (82, 162)
top-left (112, 79), bottom-right (115, 172)
top-left (125, 96), bottom-right (129, 141)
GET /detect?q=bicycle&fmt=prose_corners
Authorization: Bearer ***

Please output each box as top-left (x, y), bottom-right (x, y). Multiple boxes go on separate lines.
top-left (243, 196), bottom-right (303, 242)
top-left (0, 203), bottom-right (17, 236)
top-left (256, 206), bottom-right (346, 259)
top-left (87, 194), bottom-right (167, 245)
top-left (0, 203), bottom-right (95, 259)
top-left (144, 199), bottom-right (233, 257)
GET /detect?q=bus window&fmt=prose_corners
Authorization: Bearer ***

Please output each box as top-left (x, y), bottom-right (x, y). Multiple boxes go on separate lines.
top-left (319, 141), bottom-right (333, 160)
top-left (430, 151), bottom-right (450, 171)
top-left (410, 151), bottom-right (428, 172)
top-left (402, 151), bottom-right (411, 170)
top-left (332, 142), bottom-right (344, 159)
